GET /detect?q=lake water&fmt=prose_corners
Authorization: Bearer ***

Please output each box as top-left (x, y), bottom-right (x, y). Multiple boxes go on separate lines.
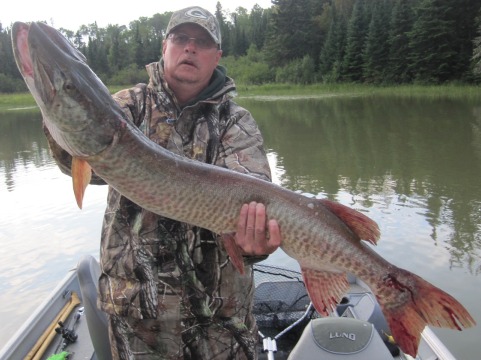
top-left (1, 95), bottom-right (480, 359)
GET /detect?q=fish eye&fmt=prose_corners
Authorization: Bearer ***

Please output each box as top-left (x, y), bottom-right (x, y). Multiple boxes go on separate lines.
top-left (64, 82), bottom-right (75, 91)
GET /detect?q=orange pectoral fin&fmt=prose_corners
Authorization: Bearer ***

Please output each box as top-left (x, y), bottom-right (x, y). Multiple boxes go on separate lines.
top-left (71, 157), bottom-right (92, 209)
top-left (301, 267), bottom-right (349, 316)
top-left (221, 233), bottom-right (245, 275)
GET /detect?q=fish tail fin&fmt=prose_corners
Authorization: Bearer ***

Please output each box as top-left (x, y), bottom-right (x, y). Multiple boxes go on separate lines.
top-left (376, 269), bottom-right (475, 357)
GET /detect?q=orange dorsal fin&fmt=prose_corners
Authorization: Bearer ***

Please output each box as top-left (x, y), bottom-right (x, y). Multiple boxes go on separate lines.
top-left (301, 267), bottom-right (349, 316)
top-left (319, 199), bottom-right (380, 245)
top-left (71, 157), bottom-right (92, 209)
top-left (221, 233), bottom-right (245, 275)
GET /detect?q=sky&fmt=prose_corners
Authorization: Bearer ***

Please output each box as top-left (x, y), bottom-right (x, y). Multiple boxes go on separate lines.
top-left (2, 0), bottom-right (273, 30)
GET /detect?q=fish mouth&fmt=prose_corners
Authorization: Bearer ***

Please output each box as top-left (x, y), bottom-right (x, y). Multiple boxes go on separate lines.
top-left (12, 22), bottom-right (57, 106)
top-left (12, 22), bottom-right (34, 79)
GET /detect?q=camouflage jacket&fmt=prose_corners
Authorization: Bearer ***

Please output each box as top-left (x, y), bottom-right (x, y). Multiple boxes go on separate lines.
top-left (45, 61), bottom-right (271, 359)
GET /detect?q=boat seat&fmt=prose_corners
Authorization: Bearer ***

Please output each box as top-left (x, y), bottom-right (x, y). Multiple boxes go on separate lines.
top-left (77, 255), bottom-right (113, 360)
top-left (287, 317), bottom-right (393, 360)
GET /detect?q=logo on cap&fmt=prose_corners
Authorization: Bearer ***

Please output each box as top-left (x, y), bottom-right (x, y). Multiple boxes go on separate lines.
top-left (185, 8), bottom-right (209, 20)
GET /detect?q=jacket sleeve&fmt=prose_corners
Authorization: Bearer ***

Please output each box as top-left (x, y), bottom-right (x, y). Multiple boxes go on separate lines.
top-left (43, 84), bottom-right (148, 185)
top-left (217, 101), bottom-right (272, 182)
top-left (216, 101), bottom-right (273, 264)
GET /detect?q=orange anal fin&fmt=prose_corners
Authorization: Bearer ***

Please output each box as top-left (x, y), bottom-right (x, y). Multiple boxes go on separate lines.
top-left (221, 233), bottom-right (245, 275)
top-left (319, 199), bottom-right (380, 245)
top-left (301, 267), bottom-right (349, 316)
top-left (71, 157), bottom-right (92, 209)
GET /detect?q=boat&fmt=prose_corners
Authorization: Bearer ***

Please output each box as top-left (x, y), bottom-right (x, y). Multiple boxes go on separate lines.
top-left (0, 255), bottom-right (456, 360)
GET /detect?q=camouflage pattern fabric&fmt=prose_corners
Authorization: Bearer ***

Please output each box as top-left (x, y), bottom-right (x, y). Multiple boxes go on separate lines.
top-left (45, 61), bottom-right (271, 359)
top-left (166, 6), bottom-right (222, 48)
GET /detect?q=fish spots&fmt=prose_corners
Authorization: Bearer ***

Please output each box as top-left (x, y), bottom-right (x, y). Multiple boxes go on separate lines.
top-left (307, 203), bottom-right (314, 209)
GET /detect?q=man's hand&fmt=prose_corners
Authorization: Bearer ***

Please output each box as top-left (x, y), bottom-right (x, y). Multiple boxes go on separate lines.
top-left (235, 201), bottom-right (281, 256)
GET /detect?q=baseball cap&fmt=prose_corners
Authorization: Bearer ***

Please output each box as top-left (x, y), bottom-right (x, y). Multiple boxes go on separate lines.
top-left (166, 7), bottom-right (221, 48)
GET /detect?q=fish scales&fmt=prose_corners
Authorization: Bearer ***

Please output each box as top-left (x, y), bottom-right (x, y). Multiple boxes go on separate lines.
top-left (12, 21), bottom-right (475, 358)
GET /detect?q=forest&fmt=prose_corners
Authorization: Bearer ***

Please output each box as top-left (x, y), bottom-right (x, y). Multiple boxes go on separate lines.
top-left (1, 0), bottom-right (481, 93)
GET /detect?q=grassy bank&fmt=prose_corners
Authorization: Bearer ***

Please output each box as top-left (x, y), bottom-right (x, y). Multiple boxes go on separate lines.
top-left (236, 83), bottom-right (481, 100)
top-left (1, 83), bottom-right (480, 111)
top-left (0, 92), bottom-right (37, 111)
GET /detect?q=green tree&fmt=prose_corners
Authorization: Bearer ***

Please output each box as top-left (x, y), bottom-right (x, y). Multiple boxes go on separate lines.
top-left (264, 0), bottom-right (314, 67)
top-left (331, 0), bottom-right (357, 19)
top-left (85, 35), bottom-right (109, 79)
top-left (408, 0), bottom-right (458, 83)
top-left (147, 12), bottom-right (172, 60)
top-left (319, 7), bottom-right (347, 82)
top-left (215, 2), bottom-right (232, 56)
top-left (276, 55), bottom-right (316, 84)
top-left (131, 23), bottom-right (144, 67)
top-left (0, 26), bottom-right (18, 78)
top-left (342, 0), bottom-right (368, 82)
top-left (362, 0), bottom-right (392, 84)
top-left (306, 0), bottom-right (330, 70)
top-left (386, 0), bottom-right (415, 83)
top-left (231, 9), bottom-right (250, 56)
top-left (450, 0), bottom-right (481, 80)
top-left (0, 24), bottom-right (26, 92)
top-left (106, 25), bottom-right (129, 73)
top-left (249, 4), bottom-right (269, 50)
top-left (473, 20), bottom-right (481, 76)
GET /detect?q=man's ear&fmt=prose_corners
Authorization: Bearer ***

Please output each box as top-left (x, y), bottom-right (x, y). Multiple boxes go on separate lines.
top-left (162, 40), bottom-right (167, 57)
top-left (215, 50), bottom-right (223, 65)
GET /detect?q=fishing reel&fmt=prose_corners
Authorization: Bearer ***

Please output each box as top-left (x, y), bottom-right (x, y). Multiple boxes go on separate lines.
top-left (55, 320), bottom-right (78, 344)
top-left (55, 311), bottom-right (80, 346)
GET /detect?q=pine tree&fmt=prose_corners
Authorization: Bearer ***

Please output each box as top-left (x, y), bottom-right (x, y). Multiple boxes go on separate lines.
top-left (215, 2), bottom-right (232, 56)
top-left (342, 0), bottom-right (368, 82)
top-left (473, 24), bottom-right (481, 75)
top-left (319, 7), bottom-right (347, 82)
top-left (249, 5), bottom-right (269, 50)
top-left (408, 0), bottom-right (458, 83)
top-left (132, 23), bottom-right (144, 67)
top-left (264, 0), bottom-right (314, 67)
top-left (362, 0), bottom-right (392, 84)
top-left (387, 0), bottom-right (415, 83)
top-left (450, 0), bottom-right (481, 80)
top-left (0, 26), bottom-right (19, 79)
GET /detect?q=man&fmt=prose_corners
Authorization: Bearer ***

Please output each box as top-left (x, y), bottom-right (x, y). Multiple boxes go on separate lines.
top-left (46, 6), bottom-right (281, 360)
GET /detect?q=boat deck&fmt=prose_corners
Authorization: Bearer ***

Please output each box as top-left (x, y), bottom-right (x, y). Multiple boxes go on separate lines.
top-left (0, 260), bottom-right (455, 360)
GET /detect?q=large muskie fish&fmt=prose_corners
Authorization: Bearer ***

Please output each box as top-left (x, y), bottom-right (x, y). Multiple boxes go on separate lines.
top-left (12, 21), bottom-right (475, 357)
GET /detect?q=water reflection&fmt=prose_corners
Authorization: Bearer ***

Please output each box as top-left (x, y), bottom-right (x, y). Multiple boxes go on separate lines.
top-left (240, 96), bottom-right (481, 274)
top-left (0, 109), bottom-right (50, 191)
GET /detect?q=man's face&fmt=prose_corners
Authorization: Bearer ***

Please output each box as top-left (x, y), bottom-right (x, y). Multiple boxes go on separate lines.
top-left (162, 23), bottom-right (222, 90)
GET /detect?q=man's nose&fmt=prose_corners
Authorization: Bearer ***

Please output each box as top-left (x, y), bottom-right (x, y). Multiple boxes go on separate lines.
top-left (183, 39), bottom-right (198, 52)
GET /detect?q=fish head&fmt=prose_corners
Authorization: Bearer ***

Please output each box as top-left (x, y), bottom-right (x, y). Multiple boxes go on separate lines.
top-left (12, 21), bottom-right (120, 158)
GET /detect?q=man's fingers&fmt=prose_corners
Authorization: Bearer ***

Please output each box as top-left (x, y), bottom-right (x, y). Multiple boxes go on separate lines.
top-left (236, 203), bottom-right (249, 242)
top-left (234, 201), bottom-right (282, 256)
top-left (245, 202), bottom-right (257, 239)
top-left (266, 219), bottom-right (281, 253)
top-left (254, 203), bottom-right (267, 240)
